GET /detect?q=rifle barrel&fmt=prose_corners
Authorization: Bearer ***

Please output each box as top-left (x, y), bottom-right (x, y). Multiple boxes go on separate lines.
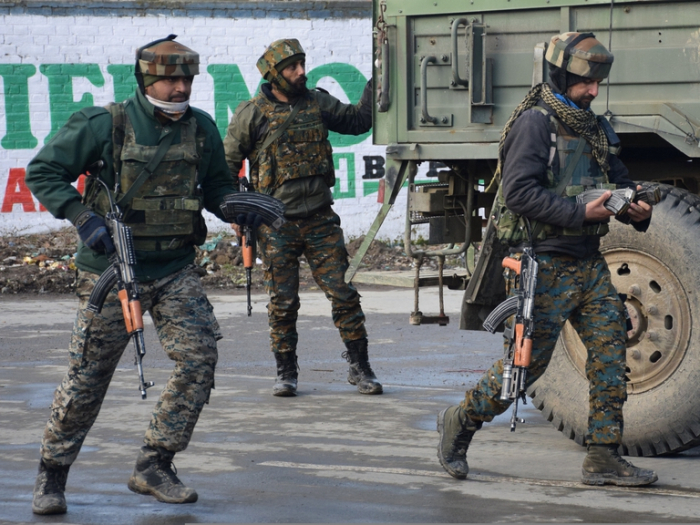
top-left (246, 267), bottom-right (252, 316)
top-left (132, 331), bottom-right (153, 399)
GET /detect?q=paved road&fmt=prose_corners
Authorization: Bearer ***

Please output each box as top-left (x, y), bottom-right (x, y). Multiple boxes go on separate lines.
top-left (1, 287), bottom-right (699, 524)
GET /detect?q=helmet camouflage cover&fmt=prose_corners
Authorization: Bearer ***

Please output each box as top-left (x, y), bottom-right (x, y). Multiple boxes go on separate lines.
top-left (256, 38), bottom-right (306, 80)
top-left (137, 39), bottom-right (200, 77)
top-left (545, 32), bottom-right (614, 80)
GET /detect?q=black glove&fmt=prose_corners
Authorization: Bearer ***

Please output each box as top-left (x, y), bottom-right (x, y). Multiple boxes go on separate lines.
top-left (75, 210), bottom-right (115, 254)
top-left (235, 212), bottom-right (264, 229)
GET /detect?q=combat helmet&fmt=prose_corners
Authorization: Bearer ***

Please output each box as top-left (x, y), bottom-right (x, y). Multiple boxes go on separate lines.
top-left (256, 39), bottom-right (306, 96)
top-left (545, 32), bottom-right (614, 92)
top-left (134, 35), bottom-right (199, 92)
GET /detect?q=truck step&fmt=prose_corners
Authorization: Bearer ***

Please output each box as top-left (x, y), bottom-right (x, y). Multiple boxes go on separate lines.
top-left (350, 270), bottom-right (468, 289)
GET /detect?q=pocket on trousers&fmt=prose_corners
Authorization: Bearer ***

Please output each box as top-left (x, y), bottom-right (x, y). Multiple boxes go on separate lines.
top-left (52, 387), bottom-right (74, 423)
top-left (204, 296), bottom-right (223, 342)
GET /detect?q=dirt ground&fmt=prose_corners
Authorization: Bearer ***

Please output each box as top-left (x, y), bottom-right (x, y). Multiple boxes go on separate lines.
top-left (0, 228), bottom-right (456, 295)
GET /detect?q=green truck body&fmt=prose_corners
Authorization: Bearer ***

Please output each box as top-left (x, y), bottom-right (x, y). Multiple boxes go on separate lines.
top-left (353, 0), bottom-right (700, 456)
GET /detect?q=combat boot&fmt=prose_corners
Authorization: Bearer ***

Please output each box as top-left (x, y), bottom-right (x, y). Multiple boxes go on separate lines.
top-left (342, 338), bottom-right (383, 395)
top-left (127, 445), bottom-right (198, 503)
top-left (437, 405), bottom-right (482, 480)
top-left (32, 459), bottom-right (70, 515)
top-left (273, 350), bottom-right (298, 397)
top-left (581, 444), bottom-right (658, 486)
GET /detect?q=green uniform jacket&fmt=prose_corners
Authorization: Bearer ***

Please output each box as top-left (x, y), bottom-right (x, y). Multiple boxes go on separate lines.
top-left (25, 89), bottom-right (236, 282)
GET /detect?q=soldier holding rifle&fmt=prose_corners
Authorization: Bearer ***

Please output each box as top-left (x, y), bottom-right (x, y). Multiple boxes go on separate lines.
top-left (224, 39), bottom-right (382, 397)
top-left (25, 36), bottom-right (258, 514)
top-left (437, 32), bottom-right (658, 486)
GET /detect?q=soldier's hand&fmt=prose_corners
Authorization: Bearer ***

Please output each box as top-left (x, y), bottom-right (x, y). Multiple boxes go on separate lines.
top-left (75, 210), bottom-right (115, 254)
top-left (584, 190), bottom-right (615, 221)
top-left (627, 186), bottom-right (653, 222)
top-left (235, 212), bottom-right (264, 230)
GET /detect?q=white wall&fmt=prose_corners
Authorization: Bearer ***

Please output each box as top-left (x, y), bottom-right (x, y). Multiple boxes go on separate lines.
top-left (0, 2), bottom-right (421, 240)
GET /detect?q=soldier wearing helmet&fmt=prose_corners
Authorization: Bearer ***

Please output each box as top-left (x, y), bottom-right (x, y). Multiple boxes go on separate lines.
top-left (26, 36), bottom-right (247, 515)
top-left (256, 38), bottom-right (309, 98)
top-left (437, 32), bottom-right (658, 486)
top-left (224, 39), bottom-right (382, 398)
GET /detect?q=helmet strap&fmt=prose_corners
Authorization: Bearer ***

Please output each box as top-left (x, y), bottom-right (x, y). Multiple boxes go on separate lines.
top-left (270, 67), bottom-right (304, 98)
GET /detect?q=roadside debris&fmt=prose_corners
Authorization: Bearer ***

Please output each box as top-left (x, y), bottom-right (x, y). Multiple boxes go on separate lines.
top-left (0, 229), bottom-right (455, 295)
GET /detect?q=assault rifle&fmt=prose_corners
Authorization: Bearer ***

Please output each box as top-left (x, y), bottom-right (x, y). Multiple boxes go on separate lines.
top-left (575, 183), bottom-right (661, 217)
top-left (482, 245), bottom-right (538, 432)
top-left (84, 160), bottom-right (154, 399)
top-left (220, 188), bottom-right (287, 316)
top-left (239, 176), bottom-right (254, 316)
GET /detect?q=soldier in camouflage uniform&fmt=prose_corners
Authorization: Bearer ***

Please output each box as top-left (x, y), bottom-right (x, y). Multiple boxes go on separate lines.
top-left (25, 36), bottom-right (250, 514)
top-left (224, 39), bottom-right (382, 397)
top-left (437, 33), bottom-right (659, 486)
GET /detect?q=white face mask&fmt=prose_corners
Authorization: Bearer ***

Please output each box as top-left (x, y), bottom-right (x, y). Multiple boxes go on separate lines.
top-left (145, 95), bottom-right (190, 120)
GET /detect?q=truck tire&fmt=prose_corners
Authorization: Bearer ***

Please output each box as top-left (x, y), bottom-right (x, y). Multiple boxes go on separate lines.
top-left (529, 184), bottom-right (700, 456)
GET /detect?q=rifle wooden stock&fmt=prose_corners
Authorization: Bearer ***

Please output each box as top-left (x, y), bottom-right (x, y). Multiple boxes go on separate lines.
top-left (502, 257), bottom-right (521, 274)
top-left (241, 233), bottom-right (254, 267)
top-left (514, 324), bottom-right (532, 367)
top-left (118, 288), bottom-right (144, 333)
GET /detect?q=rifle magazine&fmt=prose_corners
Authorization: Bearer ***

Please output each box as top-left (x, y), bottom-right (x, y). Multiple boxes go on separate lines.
top-left (86, 265), bottom-right (120, 314)
top-left (483, 295), bottom-right (519, 333)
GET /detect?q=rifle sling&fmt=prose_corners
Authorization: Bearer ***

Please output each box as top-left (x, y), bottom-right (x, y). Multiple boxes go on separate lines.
top-left (116, 126), bottom-right (178, 208)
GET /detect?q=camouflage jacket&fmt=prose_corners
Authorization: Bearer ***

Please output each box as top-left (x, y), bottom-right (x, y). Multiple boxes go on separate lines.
top-left (25, 89), bottom-right (236, 281)
top-left (224, 82), bottom-right (371, 217)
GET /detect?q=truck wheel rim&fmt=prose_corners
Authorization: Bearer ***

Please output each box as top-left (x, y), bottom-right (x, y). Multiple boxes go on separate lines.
top-left (559, 249), bottom-right (691, 394)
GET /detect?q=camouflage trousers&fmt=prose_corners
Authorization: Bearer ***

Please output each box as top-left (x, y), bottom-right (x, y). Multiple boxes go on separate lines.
top-left (41, 265), bottom-right (221, 467)
top-left (257, 207), bottom-right (367, 353)
top-left (461, 252), bottom-right (627, 445)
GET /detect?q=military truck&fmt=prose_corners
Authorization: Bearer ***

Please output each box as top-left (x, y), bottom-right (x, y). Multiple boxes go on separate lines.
top-left (348, 0), bottom-right (700, 457)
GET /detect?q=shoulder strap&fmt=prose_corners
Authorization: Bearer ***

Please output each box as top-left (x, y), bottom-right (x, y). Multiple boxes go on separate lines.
top-left (250, 98), bottom-right (303, 168)
top-left (106, 102), bottom-right (126, 179)
top-left (530, 136), bottom-right (587, 241)
top-left (193, 120), bottom-right (207, 186)
top-left (530, 105), bottom-right (558, 167)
